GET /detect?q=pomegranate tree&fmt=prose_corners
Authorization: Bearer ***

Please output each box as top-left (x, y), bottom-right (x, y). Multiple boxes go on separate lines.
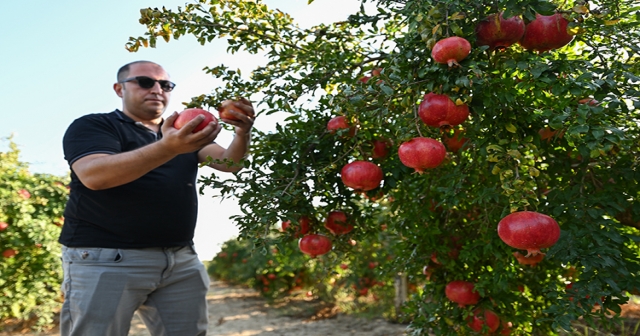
top-left (467, 308), bottom-right (500, 333)
top-left (497, 211), bottom-right (561, 256)
top-left (298, 234), bottom-right (332, 258)
top-left (340, 161), bottom-right (383, 192)
top-left (475, 13), bottom-right (525, 50)
top-left (431, 36), bottom-right (471, 67)
top-left (518, 13), bottom-right (574, 52)
top-left (445, 280), bottom-right (480, 307)
top-left (324, 210), bottom-right (354, 235)
top-left (398, 137), bottom-right (447, 173)
top-left (418, 93), bottom-right (470, 128)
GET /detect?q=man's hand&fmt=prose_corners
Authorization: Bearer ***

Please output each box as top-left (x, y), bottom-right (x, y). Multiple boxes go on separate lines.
top-left (218, 98), bottom-right (255, 137)
top-left (160, 112), bottom-right (222, 155)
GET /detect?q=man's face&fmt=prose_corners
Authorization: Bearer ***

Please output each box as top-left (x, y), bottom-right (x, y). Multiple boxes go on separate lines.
top-left (114, 63), bottom-right (172, 120)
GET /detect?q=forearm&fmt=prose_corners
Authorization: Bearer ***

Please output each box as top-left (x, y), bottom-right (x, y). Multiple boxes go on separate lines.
top-left (216, 132), bottom-right (251, 172)
top-left (73, 142), bottom-right (176, 190)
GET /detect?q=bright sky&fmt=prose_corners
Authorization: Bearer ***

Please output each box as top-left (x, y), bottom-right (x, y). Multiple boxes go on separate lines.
top-left (0, 0), bottom-right (366, 260)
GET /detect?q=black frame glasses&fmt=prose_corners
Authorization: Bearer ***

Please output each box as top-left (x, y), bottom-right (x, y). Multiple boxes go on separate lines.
top-left (119, 76), bottom-right (176, 92)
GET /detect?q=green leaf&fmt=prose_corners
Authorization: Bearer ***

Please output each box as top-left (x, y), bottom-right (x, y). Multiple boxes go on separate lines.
top-left (505, 123), bottom-right (517, 133)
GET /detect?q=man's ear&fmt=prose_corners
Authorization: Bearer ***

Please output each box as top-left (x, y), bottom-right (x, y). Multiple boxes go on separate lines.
top-left (114, 83), bottom-right (124, 98)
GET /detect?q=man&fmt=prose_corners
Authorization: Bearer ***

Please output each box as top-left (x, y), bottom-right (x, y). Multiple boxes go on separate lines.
top-left (59, 60), bottom-right (254, 335)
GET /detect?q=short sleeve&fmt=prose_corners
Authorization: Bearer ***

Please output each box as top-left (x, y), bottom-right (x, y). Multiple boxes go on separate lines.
top-left (63, 114), bottom-right (122, 165)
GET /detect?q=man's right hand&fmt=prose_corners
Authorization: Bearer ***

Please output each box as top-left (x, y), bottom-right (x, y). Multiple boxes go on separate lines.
top-left (160, 112), bottom-right (222, 155)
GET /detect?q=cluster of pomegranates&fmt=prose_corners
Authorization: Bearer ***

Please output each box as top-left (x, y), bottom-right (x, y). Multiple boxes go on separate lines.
top-left (287, 211), bottom-right (356, 258)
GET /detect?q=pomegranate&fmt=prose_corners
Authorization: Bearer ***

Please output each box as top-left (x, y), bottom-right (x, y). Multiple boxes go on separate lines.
top-left (0, 222), bottom-right (8, 231)
top-left (341, 161), bottom-right (383, 192)
top-left (538, 126), bottom-right (561, 142)
top-left (467, 308), bottom-right (500, 333)
top-left (371, 138), bottom-right (392, 159)
top-left (418, 93), bottom-right (470, 128)
top-left (513, 251), bottom-right (545, 266)
top-left (174, 108), bottom-right (217, 133)
top-left (398, 137), bottom-right (447, 173)
top-left (578, 98), bottom-right (600, 106)
top-left (519, 13), bottom-right (574, 52)
top-left (431, 36), bottom-right (471, 67)
top-left (2, 248), bottom-right (17, 258)
top-left (442, 128), bottom-right (469, 152)
top-left (324, 211), bottom-right (354, 235)
top-left (327, 116), bottom-right (356, 136)
top-left (281, 216), bottom-right (312, 237)
top-left (18, 189), bottom-right (30, 199)
top-left (298, 234), bottom-right (332, 258)
top-left (497, 211), bottom-right (561, 256)
top-left (475, 13), bottom-right (525, 50)
top-left (445, 280), bottom-right (480, 307)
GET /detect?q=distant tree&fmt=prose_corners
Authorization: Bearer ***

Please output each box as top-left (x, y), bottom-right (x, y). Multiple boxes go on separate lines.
top-left (129, 0), bottom-right (639, 334)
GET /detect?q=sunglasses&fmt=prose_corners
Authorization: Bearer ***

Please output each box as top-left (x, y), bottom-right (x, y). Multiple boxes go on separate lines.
top-left (120, 76), bottom-right (176, 92)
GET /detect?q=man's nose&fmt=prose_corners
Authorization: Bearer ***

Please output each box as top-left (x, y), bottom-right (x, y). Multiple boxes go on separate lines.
top-left (149, 81), bottom-right (163, 94)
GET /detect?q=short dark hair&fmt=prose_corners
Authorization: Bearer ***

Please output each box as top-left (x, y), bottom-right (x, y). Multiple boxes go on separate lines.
top-left (116, 61), bottom-right (160, 82)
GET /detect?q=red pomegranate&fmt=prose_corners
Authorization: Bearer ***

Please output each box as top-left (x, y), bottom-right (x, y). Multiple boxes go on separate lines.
top-left (513, 251), bottom-right (545, 266)
top-left (327, 116), bottom-right (356, 136)
top-left (445, 280), bottom-right (481, 307)
top-left (497, 211), bottom-right (561, 256)
top-left (281, 216), bottom-right (312, 238)
top-left (324, 211), bottom-right (354, 235)
top-left (0, 222), bottom-right (8, 231)
top-left (578, 98), bottom-right (600, 106)
top-left (519, 13), bottom-right (574, 52)
top-left (475, 13), bottom-right (525, 50)
top-left (442, 128), bottom-right (469, 152)
top-left (538, 126), bottom-right (561, 142)
top-left (467, 308), bottom-right (500, 333)
top-left (371, 138), bottom-right (391, 159)
top-left (398, 137), bottom-right (447, 173)
top-left (2, 248), bottom-right (17, 258)
top-left (431, 36), bottom-right (471, 67)
top-left (418, 93), bottom-right (470, 128)
top-left (298, 234), bottom-right (332, 258)
top-left (341, 161), bottom-right (383, 192)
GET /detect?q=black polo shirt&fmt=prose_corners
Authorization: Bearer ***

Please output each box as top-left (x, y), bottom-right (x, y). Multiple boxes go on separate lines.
top-left (60, 110), bottom-right (200, 248)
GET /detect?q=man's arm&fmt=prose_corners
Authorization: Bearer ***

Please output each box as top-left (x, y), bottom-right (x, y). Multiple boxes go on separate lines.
top-left (73, 112), bottom-right (221, 190)
top-left (198, 98), bottom-right (255, 172)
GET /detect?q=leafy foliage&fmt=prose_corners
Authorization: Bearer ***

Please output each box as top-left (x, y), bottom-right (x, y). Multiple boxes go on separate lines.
top-left (130, 0), bottom-right (640, 334)
top-left (0, 137), bottom-right (69, 330)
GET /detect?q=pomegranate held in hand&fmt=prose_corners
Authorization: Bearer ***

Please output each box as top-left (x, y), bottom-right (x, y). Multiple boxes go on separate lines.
top-left (398, 137), bottom-right (447, 173)
top-left (298, 234), bottom-right (332, 258)
top-left (341, 161), bottom-right (383, 192)
top-left (467, 308), bottom-right (500, 333)
top-left (475, 13), bottom-right (525, 50)
top-left (497, 211), bottom-right (560, 256)
top-left (174, 108), bottom-right (217, 133)
top-left (445, 280), bottom-right (480, 307)
top-left (431, 36), bottom-right (471, 67)
top-left (324, 210), bottom-right (354, 235)
top-left (519, 13), bottom-right (574, 52)
top-left (419, 93), bottom-right (470, 128)
top-left (218, 100), bottom-right (249, 121)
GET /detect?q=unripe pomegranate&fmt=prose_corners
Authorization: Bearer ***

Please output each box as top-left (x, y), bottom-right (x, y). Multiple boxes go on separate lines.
top-left (442, 128), bottom-right (469, 152)
top-left (467, 308), bottom-right (500, 333)
top-left (327, 116), bottom-right (355, 137)
top-left (445, 280), bottom-right (480, 307)
top-left (398, 137), bottom-right (447, 173)
top-left (341, 161), bottom-right (383, 192)
top-left (475, 13), bottom-right (525, 50)
top-left (418, 93), bottom-right (470, 128)
top-left (513, 251), bottom-right (545, 266)
top-left (281, 216), bottom-right (312, 238)
top-left (519, 13), bottom-right (574, 52)
top-left (324, 210), bottom-right (354, 235)
top-left (431, 36), bottom-right (471, 67)
top-left (497, 211), bottom-right (561, 256)
top-left (298, 234), bottom-right (332, 258)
